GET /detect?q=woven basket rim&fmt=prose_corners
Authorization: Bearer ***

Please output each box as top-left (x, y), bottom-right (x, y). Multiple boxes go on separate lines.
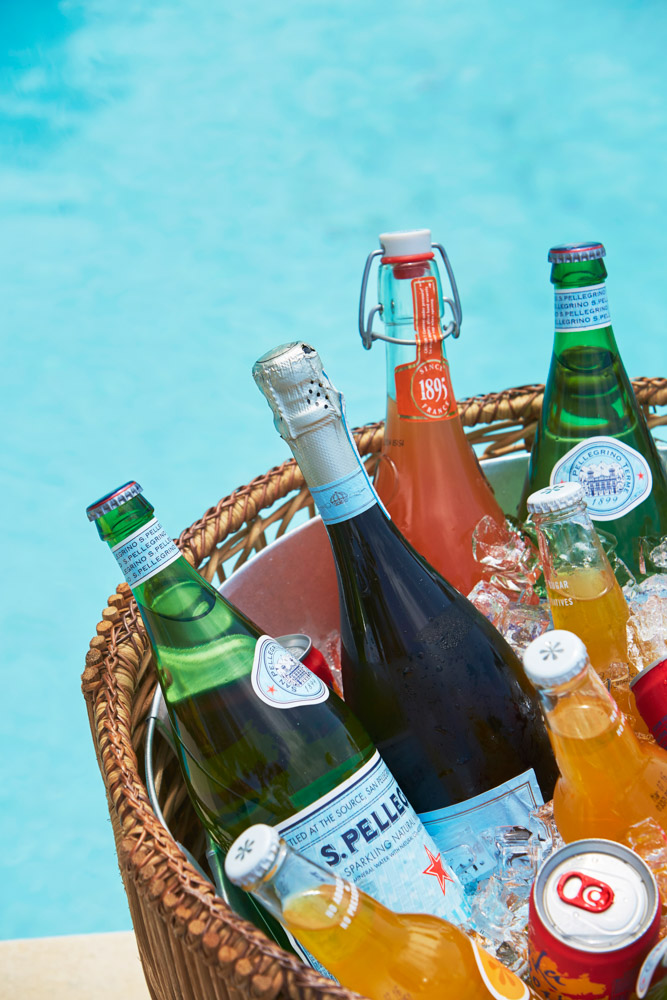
top-left (81, 376), bottom-right (667, 1000)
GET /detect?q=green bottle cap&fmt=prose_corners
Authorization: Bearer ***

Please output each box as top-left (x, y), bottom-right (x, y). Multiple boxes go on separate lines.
top-left (86, 481), bottom-right (143, 521)
top-left (548, 242), bottom-right (606, 263)
top-left (523, 629), bottom-right (589, 688)
top-left (225, 824), bottom-right (281, 888)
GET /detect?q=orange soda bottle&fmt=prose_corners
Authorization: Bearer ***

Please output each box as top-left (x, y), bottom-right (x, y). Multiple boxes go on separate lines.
top-left (225, 822), bottom-right (537, 1000)
top-left (526, 481), bottom-right (648, 735)
top-left (359, 229), bottom-right (505, 595)
top-left (522, 629), bottom-right (667, 846)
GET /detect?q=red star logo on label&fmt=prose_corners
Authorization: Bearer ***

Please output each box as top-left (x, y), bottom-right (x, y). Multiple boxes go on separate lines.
top-left (638, 473), bottom-right (644, 479)
top-left (423, 845), bottom-right (453, 895)
top-left (267, 685), bottom-right (276, 694)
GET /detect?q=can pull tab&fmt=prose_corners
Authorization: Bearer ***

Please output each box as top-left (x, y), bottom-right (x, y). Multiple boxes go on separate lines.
top-left (556, 871), bottom-right (615, 912)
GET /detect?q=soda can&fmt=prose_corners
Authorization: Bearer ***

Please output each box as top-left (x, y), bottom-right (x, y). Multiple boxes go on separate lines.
top-left (277, 633), bottom-right (336, 690)
top-left (630, 657), bottom-right (667, 748)
top-left (528, 838), bottom-right (660, 1000)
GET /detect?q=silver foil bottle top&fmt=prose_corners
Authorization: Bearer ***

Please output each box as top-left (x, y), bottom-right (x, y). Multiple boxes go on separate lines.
top-left (252, 342), bottom-right (344, 446)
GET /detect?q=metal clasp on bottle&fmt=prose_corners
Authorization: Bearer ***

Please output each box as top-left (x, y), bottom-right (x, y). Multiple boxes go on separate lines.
top-left (358, 242), bottom-right (463, 350)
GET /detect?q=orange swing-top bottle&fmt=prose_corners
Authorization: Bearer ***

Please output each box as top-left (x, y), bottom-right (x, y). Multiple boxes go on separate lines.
top-left (360, 229), bottom-right (505, 595)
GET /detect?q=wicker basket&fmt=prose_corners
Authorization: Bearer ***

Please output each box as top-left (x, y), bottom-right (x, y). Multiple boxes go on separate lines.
top-left (82, 378), bottom-right (667, 1000)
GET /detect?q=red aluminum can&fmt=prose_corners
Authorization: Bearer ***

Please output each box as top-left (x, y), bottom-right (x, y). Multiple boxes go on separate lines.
top-left (277, 633), bottom-right (337, 690)
top-left (630, 657), bottom-right (667, 748)
top-left (528, 839), bottom-right (660, 1000)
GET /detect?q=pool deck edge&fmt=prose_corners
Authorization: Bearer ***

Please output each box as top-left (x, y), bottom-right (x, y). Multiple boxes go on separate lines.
top-left (0, 930), bottom-right (150, 1000)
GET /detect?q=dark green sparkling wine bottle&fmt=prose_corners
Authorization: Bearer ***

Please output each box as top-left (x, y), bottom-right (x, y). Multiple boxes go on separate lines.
top-left (518, 242), bottom-right (667, 574)
top-left (253, 342), bottom-right (557, 886)
top-left (86, 483), bottom-right (471, 928)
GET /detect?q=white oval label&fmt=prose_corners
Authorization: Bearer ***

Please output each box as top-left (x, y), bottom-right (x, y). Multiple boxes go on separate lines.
top-left (550, 436), bottom-right (652, 521)
top-left (251, 635), bottom-right (329, 709)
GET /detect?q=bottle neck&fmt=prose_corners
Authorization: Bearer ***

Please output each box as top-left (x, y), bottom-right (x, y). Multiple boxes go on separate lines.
top-left (378, 257), bottom-right (457, 418)
top-left (247, 838), bottom-right (359, 927)
top-left (550, 258), bottom-right (619, 355)
top-left (536, 663), bottom-right (627, 741)
top-left (531, 502), bottom-right (610, 580)
top-left (94, 495), bottom-right (190, 594)
top-left (287, 405), bottom-right (385, 526)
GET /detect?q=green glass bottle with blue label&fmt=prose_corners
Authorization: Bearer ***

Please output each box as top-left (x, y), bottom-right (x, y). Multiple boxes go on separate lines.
top-left (86, 483), bottom-right (470, 931)
top-left (253, 342), bottom-right (557, 893)
top-left (518, 242), bottom-right (667, 574)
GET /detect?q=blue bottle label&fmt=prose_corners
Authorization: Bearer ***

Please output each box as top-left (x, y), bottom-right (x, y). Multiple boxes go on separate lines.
top-left (251, 635), bottom-right (329, 708)
top-left (550, 435), bottom-right (653, 521)
top-left (418, 769), bottom-right (543, 891)
top-left (309, 467), bottom-right (379, 524)
top-left (554, 283), bottom-right (611, 332)
top-left (111, 518), bottom-right (181, 587)
top-left (276, 751), bottom-right (471, 926)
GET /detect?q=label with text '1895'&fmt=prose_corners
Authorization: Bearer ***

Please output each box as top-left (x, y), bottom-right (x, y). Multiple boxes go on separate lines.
top-left (394, 277), bottom-right (458, 421)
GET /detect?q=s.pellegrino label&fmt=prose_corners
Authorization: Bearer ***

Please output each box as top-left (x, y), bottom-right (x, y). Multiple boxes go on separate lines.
top-left (251, 635), bottom-right (329, 708)
top-left (276, 751), bottom-right (470, 926)
top-left (554, 283), bottom-right (611, 332)
top-left (111, 518), bottom-right (181, 587)
top-left (550, 436), bottom-right (652, 521)
top-left (419, 769), bottom-right (543, 891)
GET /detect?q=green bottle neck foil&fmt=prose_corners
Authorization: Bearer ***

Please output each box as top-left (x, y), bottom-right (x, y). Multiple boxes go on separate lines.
top-left (518, 246), bottom-right (667, 574)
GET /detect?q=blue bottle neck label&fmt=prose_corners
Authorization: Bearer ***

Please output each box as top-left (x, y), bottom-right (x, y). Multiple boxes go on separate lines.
top-left (549, 436), bottom-right (652, 521)
top-left (304, 378), bottom-right (389, 524)
top-left (554, 283), bottom-right (611, 332)
top-left (111, 517), bottom-right (181, 587)
top-left (276, 751), bottom-right (471, 927)
top-left (418, 768), bottom-right (543, 893)
top-left (309, 467), bottom-right (379, 524)
top-left (251, 635), bottom-right (329, 709)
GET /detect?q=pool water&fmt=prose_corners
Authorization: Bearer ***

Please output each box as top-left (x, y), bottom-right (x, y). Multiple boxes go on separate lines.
top-left (2, 0), bottom-right (667, 939)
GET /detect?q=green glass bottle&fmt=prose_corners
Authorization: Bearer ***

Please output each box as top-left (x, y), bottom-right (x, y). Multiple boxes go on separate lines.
top-left (518, 242), bottom-right (667, 574)
top-left (86, 482), bottom-right (471, 928)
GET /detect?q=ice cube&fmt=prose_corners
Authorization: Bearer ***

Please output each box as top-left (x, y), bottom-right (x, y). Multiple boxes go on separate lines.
top-left (638, 536), bottom-right (667, 577)
top-left (499, 602), bottom-right (552, 655)
top-left (467, 580), bottom-right (511, 627)
top-left (626, 592), bottom-right (667, 669)
top-left (472, 516), bottom-right (541, 590)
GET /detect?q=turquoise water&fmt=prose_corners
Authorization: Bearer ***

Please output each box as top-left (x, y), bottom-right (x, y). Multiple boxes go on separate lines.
top-left (2, 0), bottom-right (667, 939)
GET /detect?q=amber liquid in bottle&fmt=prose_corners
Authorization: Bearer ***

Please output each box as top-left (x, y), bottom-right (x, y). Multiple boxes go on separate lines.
top-left (226, 826), bottom-right (536, 1000)
top-left (523, 629), bottom-right (667, 846)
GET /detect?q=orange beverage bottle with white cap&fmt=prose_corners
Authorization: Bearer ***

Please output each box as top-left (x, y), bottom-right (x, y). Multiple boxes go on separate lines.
top-left (226, 823), bottom-right (538, 1000)
top-left (523, 629), bottom-right (667, 845)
